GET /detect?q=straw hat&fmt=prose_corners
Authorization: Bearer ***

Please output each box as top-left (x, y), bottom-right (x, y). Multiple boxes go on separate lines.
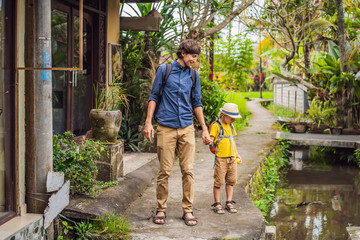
top-left (220, 103), bottom-right (242, 118)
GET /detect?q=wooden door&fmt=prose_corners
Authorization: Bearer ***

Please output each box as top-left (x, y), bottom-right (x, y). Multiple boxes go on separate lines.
top-left (51, 1), bottom-right (94, 135)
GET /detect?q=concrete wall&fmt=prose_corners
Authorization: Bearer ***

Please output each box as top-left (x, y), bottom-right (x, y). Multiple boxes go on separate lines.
top-left (106, 0), bottom-right (120, 84)
top-left (273, 78), bottom-right (309, 113)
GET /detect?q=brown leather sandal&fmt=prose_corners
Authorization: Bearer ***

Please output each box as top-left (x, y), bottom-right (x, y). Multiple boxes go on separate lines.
top-left (153, 211), bottom-right (166, 225)
top-left (182, 212), bottom-right (198, 226)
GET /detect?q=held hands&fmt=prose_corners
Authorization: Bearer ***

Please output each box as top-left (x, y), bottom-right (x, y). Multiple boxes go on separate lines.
top-left (202, 129), bottom-right (212, 145)
top-left (143, 122), bottom-right (154, 142)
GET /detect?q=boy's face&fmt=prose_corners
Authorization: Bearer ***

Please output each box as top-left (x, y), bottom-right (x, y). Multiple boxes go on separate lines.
top-left (182, 52), bottom-right (199, 68)
top-left (223, 115), bottom-right (235, 124)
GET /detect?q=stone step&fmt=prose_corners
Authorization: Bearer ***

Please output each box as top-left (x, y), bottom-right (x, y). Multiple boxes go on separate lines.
top-left (0, 214), bottom-right (43, 240)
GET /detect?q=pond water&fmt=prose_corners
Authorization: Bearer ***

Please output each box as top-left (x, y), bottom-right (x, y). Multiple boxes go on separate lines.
top-left (267, 147), bottom-right (360, 240)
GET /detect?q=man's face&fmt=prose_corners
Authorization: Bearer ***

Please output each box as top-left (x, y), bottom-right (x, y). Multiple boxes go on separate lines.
top-left (182, 52), bottom-right (199, 68)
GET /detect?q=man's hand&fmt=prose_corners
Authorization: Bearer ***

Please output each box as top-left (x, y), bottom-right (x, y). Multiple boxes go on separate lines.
top-left (202, 129), bottom-right (212, 145)
top-left (144, 101), bottom-right (156, 142)
top-left (144, 121), bottom-right (154, 142)
top-left (193, 106), bottom-right (212, 145)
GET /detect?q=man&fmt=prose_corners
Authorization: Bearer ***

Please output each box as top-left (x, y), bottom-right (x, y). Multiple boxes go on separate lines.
top-left (143, 39), bottom-right (211, 226)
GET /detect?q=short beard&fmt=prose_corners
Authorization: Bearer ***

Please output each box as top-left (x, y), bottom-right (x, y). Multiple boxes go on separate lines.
top-left (178, 58), bottom-right (191, 69)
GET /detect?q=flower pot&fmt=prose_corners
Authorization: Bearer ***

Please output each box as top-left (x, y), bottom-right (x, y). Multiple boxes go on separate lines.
top-left (330, 127), bottom-right (342, 135)
top-left (89, 109), bottom-right (122, 142)
top-left (293, 123), bottom-right (307, 133)
top-left (287, 123), bottom-right (307, 133)
top-left (309, 123), bottom-right (328, 134)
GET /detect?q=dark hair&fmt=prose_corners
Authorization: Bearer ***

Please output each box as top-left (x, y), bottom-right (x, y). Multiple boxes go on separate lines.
top-left (176, 39), bottom-right (201, 59)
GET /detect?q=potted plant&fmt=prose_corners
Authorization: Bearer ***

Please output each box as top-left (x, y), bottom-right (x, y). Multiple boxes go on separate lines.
top-left (307, 98), bottom-right (334, 133)
top-left (89, 81), bottom-right (129, 142)
top-left (286, 113), bottom-right (308, 133)
top-left (328, 113), bottom-right (343, 135)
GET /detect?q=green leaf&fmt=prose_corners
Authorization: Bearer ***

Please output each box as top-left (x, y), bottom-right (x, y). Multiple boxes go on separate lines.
top-left (307, 68), bottom-right (319, 73)
top-left (260, 49), bottom-right (278, 57)
top-left (323, 55), bottom-right (336, 68)
top-left (295, 62), bottom-right (306, 70)
top-left (328, 41), bottom-right (340, 60)
top-left (184, 6), bottom-right (193, 19)
top-left (355, 71), bottom-right (360, 80)
top-left (212, 0), bottom-right (219, 8)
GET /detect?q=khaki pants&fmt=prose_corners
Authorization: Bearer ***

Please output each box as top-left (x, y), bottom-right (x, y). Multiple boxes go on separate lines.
top-left (156, 124), bottom-right (195, 213)
top-left (213, 157), bottom-right (237, 188)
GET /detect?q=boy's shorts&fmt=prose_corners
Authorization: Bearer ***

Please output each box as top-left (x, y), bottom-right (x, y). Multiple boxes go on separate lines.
top-left (213, 156), bottom-right (237, 188)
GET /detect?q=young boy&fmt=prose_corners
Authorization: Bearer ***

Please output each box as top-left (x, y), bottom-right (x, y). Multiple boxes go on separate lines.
top-left (209, 103), bottom-right (242, 214)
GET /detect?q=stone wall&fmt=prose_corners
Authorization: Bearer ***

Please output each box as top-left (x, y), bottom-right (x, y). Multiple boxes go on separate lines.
top-left (96, 141), bottom-right (124, 181)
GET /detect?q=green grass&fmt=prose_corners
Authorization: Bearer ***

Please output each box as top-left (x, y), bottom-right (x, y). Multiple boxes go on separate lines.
top-left (250, 139), bottom-right (291, 217)
top-left (239, 91), bottom-right (273, 99)
top-left (91, 213), bottom-right (132, 239)
top-left (225, 91), bottom-right (251, 130)
top-left (267, 102), bottom-right (299, 118)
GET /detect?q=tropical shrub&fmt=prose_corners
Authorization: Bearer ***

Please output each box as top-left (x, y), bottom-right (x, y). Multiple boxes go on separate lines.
top-left (119, 31), bottom-right (150, 119)
top-left (309, 41), bottom-right (360, 127)
top-left (120, 1), bottom-right (180, 122)
top-left (118, 115), bottom-right (142, 152)
top-left (197, 55), bottom-right (227, 128)
top-left (53, 131), bottom-right (108, 195)
top-left (307, 98), bottom-right (336, 127)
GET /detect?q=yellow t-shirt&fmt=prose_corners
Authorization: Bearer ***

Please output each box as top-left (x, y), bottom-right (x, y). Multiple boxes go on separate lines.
top-left (210, 122), bottom-right (237, 157)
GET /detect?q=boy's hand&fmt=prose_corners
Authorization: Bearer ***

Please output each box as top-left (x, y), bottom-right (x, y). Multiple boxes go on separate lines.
top-left (236, 154), bottom-right (242, 164)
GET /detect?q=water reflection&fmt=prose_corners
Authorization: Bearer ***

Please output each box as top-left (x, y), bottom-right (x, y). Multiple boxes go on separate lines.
top-left (268, 147), bottom-right (360, 240)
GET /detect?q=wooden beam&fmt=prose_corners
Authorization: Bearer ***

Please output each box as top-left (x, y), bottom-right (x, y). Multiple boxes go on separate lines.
top-left (120, 9), bottom-right (162, 32)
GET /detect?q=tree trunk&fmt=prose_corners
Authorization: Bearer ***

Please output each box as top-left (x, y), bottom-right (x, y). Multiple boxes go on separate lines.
top-left (335, 0), bottom-right (352, 128)
top-left (335, 0), bottom-right (347, 73)
top-left (303, 40), bottom-right (311, 79)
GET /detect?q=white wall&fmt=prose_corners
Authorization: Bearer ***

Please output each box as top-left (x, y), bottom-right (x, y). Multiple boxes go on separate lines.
top-left (273, 79), bottom-right (309, 113)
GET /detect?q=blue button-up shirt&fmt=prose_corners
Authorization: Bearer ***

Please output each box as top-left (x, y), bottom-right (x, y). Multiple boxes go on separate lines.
top-left (148, 60), bottom-right (203, 129)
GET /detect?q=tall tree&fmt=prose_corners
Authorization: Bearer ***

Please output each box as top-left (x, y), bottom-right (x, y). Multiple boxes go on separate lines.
top-left (174, 0), bottom-right (256, 41)
top-left (247, 0), bottom-right (332, 97)
top-left (214, 33), bottom-right (254, 91)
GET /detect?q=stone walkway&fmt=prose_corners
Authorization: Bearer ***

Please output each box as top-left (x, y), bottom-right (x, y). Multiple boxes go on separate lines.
top-left (123, 99), bottom-right (278, 240)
